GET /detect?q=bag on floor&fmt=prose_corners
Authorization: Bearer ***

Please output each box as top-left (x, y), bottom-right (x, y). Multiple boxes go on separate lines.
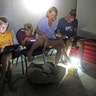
top-left (27, 62), bottom-right (66, 84)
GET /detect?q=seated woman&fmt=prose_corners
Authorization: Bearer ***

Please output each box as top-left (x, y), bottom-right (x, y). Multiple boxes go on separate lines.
top-left (35, 6), bottom-right (70, 65)
top-left (0, 17), bottom-right (17, 96)
top-left (20, 23), bottom-right (48, 61)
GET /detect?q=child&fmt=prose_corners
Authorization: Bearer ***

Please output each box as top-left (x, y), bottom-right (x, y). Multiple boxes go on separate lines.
top-left (20, 23), bottom-right (48, 61)
top-left (0, 17), bottom-right (17, 96)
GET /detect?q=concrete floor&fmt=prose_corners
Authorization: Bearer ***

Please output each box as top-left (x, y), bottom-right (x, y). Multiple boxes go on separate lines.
top-left (3, 54), bottom-right (96, 96)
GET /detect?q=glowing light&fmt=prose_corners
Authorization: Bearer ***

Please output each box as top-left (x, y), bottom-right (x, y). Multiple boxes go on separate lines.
top-left (23, 0), bottom-right (54, 15)
top-left (68, 56), bottom-right (80, 69)
top-left (58, 56), bottom-right (80, 76)
top-left (60, 56), bottom-right (80, 69)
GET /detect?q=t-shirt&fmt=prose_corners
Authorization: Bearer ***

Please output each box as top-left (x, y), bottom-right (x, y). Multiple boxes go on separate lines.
top-left (0, 30), bottom-right (14, 48)
top-left (57, 18), bottom-right (78, 38)
top-left (37, 17), bottom-right (57, 39)
top-left (20, 34), bottom-right (36, 47)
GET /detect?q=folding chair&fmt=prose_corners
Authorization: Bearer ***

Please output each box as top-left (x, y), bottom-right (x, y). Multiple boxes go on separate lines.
top-left (16, 28), bottom-right (44, 73)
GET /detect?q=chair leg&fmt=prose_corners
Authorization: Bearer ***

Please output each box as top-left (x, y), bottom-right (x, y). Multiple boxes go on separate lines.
top-left (21, 55), bottom-right (24, 74)
top-left (16, 57), bottom-right (19, 66)
top-left (43, 53), bottom-right (47, 64)
top-left (12, 59), bottom-right (14, 65)
top-left (50, 50), bottom-right (54, 56)
top-left (24, 56), bottom-right (28, 73)
top-left (12, 57), bottom-right (19, 66)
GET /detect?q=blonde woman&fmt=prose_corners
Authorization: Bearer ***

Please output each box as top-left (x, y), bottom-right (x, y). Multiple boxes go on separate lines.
top-left (35, 7), bottom-right (70, 65)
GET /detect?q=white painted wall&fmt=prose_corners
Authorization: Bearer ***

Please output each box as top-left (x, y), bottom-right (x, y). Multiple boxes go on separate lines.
top-left (0, 0), bottom-right (77, 38)
top-left (77, 0), bottom-right (96, 38)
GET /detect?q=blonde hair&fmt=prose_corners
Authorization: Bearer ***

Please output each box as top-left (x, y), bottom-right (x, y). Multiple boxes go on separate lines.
top-left (24, 23), bottom-right (33, 31)
top-left (69, 9), bottom-right (76, 18)
top-left (0, 17), bottom-right (8, 26)
top-left (46, 7), bottom-right (58, 20)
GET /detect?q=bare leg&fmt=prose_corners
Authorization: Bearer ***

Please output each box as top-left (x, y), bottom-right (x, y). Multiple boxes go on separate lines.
top-left (77, 40), bottom-right (84, 65)
top-left (54, 46), bottom-right (62, 65)
top-left (0, 52), bottom-right (12, 96)
top-left (6, 61), bottom-right (17, 92)
top-left (27, 35), bottom-right (48, 61)
top-left (46, 38), bottom-right (69, 65)
top-left (65, 39), bottom-right (73, 56)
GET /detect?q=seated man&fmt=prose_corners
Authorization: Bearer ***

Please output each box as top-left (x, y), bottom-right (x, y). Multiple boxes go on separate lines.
top-left (20, 23), bottom-right (48, 61)
top-left (35, 7), bottom-right (70, 65)
top-left (56, 9), bottom-right (84, 64)
top-left (0, 17), bottom-right (18, 96)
